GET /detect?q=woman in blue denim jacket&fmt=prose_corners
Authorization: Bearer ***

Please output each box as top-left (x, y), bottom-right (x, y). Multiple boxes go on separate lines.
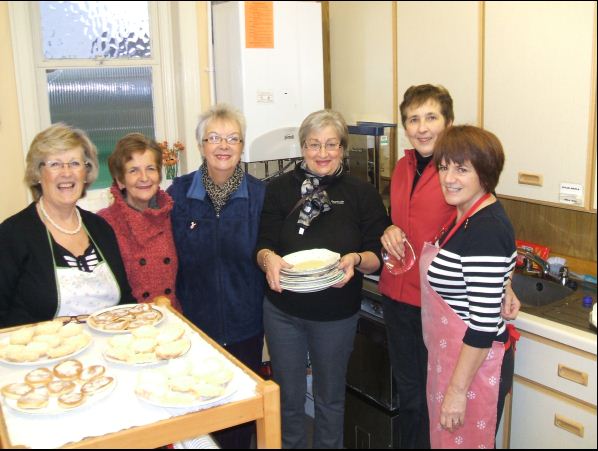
top-left (167, 104), bottom-right (266, 448)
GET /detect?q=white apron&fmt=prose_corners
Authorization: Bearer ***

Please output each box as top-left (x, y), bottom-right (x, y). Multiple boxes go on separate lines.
top-left (47, 229), bottom-right (120, 317)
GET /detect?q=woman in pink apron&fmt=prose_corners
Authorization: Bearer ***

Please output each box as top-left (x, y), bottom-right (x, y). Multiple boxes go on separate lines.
top-left (421, 125), bottom-right (518, 448)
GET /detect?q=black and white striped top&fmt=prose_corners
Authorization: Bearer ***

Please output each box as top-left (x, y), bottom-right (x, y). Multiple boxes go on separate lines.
top-left (427, 202), bottom-right (516, 349)
top-left (52, 239), bottom-right (103, 273)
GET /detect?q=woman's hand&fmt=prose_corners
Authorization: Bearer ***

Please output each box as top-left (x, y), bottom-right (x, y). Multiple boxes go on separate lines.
top-left (440, 386), bottom-right (467, 433)
top-left (381, 225), bottom-right (406, 259)
top-left (262, 251), bottom-right (292, 293)
top-left (501, 284), bottom-right (521, 320)
top-left (332, 253), bottom-right (358, 288)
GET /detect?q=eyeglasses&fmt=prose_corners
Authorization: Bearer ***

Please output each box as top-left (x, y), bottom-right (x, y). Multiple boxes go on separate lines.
top-left (55, 314), bottom-right (90, 325)
top-left (304, 141), bottom-right (342, 153)
top-left (202, 134), bottom-right (243, 145)
top-left (41, 160), bottom-right (86, 172)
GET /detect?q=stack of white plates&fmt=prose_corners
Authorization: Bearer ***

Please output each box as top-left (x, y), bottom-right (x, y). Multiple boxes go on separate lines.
top-left (280, 249), bottom-right (344, 293)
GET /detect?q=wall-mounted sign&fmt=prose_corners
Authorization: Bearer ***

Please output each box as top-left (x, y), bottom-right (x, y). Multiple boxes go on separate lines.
top-left (559, 182), bottom-right (584, 206)
top-left (245, 2), bottom-right (274, 48)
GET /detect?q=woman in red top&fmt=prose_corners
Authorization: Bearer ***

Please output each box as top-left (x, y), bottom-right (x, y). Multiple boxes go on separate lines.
top-left (378, 85), bottom-right (519, 448)
top-left (98, 133), bottom-right (181, 311)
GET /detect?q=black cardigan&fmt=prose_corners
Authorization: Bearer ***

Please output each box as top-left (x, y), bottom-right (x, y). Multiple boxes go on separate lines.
top-left (257, 166), bottom-right (390, 321)
top-left (0, 202), bottom-right (135, 328)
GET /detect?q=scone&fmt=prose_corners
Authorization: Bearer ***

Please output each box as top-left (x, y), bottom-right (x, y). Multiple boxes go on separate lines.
top-left (46, 342), bottom-right (77, 359)
top-left (33, 334), bottom-right (62, 348)
top-left (131, 338), bottom-right (157, 354)
top-left (156, 324), bottom-right (185, 344)
top-left (169, 375), bottom-right (196, 393)
top-left (63, 332), bottom-right (90, 351)
top-left (34, 320), bottom-right (63, 336)
top-left (25, 341), bottom-right (50, 357)
top-left (108, 334), bottom-right (134, 348)
top-left (47, 380), bottom-right (76, 396)
top-left (9, 326), bottom-right (35, 345)
top-left (202, 367), bottom-right (234, 386)
top-left (1, 383), bottom-right (33, 400)
top-left (105, 346), bottom-right (132, 362)
top-left (4, 344), bottom-right (37, 362)
top-left (192, 381), bottom-right (225, 400)
top-left (58, 322), bottom-right (83, 338)
top-left (102, 319), bottom-right (130, 331)
top-left (81, 376), bottom-right (114, 396)
top-left (17, 392), bottom-right (49, 409)
top-left (131, 325), bottom-right (159, 339)
top-left (58, 391), bottom-right (86, 409)
top-left (155, 337), bottom-right (190, 360)
top-left (53, 359), bottom-right (83, 380)
top-left (79, 365), bottom-right (106, 381)
top-left (191, 357), bottom-right (224, 378)
top-left (24, 367), bottom-right (53, 387)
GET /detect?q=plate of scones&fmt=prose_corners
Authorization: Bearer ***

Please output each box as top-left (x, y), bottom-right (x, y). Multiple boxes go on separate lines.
top-left (87, 303), bottom-right (164, 333)
top-left (135, 356), bottom-right (237, 407)
top-left (103, 324), bottom-right (191, 365)
top-left (0, 320), bottom-right (92, 365)
top-left (1, 359), bottom-right (115, 414)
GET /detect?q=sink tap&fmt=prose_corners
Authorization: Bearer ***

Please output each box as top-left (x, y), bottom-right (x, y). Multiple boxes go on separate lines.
top-left (516, 248), bottom-right (570, 285)
top-left (517, 248), bottom-right (551, 278)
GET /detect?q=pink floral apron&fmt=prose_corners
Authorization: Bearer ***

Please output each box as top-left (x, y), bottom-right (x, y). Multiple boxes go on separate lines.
top-left (420, 193), bottom-right (506, 449)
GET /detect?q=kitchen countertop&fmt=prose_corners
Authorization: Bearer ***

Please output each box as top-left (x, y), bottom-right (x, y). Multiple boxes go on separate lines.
top-left (361, 277), bottom-right (597, 356)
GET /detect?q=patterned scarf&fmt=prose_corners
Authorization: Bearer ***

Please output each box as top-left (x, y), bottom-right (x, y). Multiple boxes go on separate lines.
top-left (201, 163), bottom-right (244, 215)
top-left (296, 160), bottom-right (344, 234)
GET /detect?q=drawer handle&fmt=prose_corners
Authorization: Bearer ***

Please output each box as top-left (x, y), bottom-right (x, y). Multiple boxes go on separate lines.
top-left (554, 414), bottom-right (585, 438)
top-left (558, 364), bottom-right (588, 386)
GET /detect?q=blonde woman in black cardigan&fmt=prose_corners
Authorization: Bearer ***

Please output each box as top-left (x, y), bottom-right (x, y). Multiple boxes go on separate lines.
top-left (0, 123), bottom-right (134, 328)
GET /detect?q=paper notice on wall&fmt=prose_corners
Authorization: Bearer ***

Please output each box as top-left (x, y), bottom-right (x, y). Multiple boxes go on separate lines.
top-left (245, 2), bottom-right (274, 48)
top-left (559, 182), bottom-right (583, 206)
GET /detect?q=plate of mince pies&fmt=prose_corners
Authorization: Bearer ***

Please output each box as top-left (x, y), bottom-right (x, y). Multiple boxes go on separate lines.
top-left (87, 303), bottom-right (164, 333)
top-left (0, 359), bottom-right (115, 414)
top-left (0, 320), bottom-right (92, 365)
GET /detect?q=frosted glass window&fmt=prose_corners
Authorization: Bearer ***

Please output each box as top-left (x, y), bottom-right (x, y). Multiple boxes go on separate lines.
top-left (47, 67), bottom-right (156, 189)
top-left (40, 1), bottom-right (151, 59)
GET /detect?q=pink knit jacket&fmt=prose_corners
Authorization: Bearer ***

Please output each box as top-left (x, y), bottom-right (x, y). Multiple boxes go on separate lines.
top-left (98, 184), bottom-right (181, 312)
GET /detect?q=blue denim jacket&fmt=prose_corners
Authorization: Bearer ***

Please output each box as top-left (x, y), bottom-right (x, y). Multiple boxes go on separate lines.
top-left (168, 170), bottom-right (266, 345)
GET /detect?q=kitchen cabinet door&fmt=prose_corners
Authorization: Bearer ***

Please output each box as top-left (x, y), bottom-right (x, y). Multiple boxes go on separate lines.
top-left (484, 2), bottom-right (596, 208)
top-left (510, 377), bottom-right (597, 449)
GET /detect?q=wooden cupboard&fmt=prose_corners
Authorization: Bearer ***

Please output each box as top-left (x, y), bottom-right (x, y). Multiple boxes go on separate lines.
top-left (484, 1), bottom-right (596, 209)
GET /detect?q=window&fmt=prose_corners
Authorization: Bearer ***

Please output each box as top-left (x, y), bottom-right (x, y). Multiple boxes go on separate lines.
top-left (38, 1), bottom-right (159, 190)
top-left (9, 1), bottom-right (203, 209)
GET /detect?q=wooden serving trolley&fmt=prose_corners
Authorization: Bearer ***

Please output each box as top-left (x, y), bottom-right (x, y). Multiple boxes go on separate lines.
top-left (0, 299), bottom-right (281, 449)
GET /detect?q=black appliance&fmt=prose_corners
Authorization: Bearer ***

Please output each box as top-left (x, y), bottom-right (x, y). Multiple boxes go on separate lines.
top-left (344, 296), bottom-right (401, 448)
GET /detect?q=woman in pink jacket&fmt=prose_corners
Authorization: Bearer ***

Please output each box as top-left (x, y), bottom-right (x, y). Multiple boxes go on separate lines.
top-left (98, 133), bottom-right (181, 311)
top-left (379, 85), bottom-right (519, 448)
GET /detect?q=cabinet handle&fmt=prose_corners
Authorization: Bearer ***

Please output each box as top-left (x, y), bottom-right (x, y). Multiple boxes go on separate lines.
top-left (554, 414), bottom-right (585, 438)
top-left (558, 364), bottom-right (588, 386)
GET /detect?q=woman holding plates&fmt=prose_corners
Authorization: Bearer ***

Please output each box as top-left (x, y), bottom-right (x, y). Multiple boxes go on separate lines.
top-left (256, 109), bottom-right (389, 448)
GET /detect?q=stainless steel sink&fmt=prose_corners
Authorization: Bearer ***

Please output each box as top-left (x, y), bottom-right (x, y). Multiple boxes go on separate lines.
top-left (511, 272), bottom-right (575, 307)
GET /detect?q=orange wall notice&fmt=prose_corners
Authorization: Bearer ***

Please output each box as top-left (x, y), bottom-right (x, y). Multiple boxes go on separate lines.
top-left (245, 1), bottom-right (274, 48)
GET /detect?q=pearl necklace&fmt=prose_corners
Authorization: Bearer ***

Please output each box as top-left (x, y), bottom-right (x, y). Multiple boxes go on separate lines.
top-left (39, 197), bottom-right (82, 235)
